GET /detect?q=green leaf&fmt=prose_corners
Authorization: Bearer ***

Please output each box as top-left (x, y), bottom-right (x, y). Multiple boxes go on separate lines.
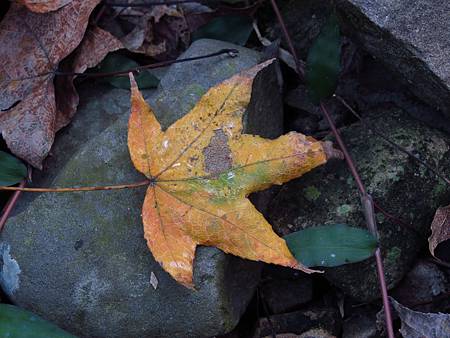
top-left (95, 54), bottom-right (159, 90)
top-left (305, 13), bottom-right (341, 104)
top-left (0, 151), bottom-right (27, 186)
top-left (0, 304), bottom-right (77, 338)
top-left (284, 224), bottom-right (377, 267)
top-left (192, 15), bottom-right (253, 46)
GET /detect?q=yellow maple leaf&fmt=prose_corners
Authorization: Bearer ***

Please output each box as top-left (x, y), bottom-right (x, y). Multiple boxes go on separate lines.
top-left (128, 59), bottom-right (340, 288)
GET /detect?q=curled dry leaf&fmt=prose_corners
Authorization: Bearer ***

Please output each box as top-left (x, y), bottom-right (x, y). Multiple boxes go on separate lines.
top-left (105, 4), bottom-right (189, 60)
top-left (55, 26), bottom-right (123, 130)
top-left (15, 0), bottom-right (73, 13)
top-left (389, 297), bottom-right (450, 338)
top-left (128, 60), bottom-right (341, 287)
top-left (429, 204), bottom-right (450, 263)
top-left (0, 0), bottom-right (100, 168)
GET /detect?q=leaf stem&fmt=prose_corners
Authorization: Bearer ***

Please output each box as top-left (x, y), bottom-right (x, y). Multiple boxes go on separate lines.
top-left (0, 180), bottom-right (150, 193)
top-left (268, 1), bottom-right (395, 336)
top-left (11, 49), bottom-right (239, 82)
top-left (269, 0), bottom-right (304, 78)
top-left (0, 179), bottom-right (26, 232)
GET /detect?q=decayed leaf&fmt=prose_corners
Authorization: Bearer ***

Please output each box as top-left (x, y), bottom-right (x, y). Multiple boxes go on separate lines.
top-left (55, 26), bottom-right (123, 130)
top-left (0, 1), bottom-right (100, 167)
top-left (105, 4), bottom-right (189, 60)
top-left (15, 0), bottom-right (73, 13)
top-left (429, 205), bottom-right (450, 263)
top-left (389, 297), bottom-right (450, 338)
top-left (128, 60), bottom-right (340, 287)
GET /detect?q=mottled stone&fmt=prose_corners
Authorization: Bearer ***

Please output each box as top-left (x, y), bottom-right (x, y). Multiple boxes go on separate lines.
top-left (269, 108), bottom-right (450, 301)
top-left (0, 39), bottom-right (284, 337)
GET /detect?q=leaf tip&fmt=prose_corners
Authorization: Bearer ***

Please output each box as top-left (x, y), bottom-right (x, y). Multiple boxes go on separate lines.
top-left (129, 72), bottom-right (138, 91)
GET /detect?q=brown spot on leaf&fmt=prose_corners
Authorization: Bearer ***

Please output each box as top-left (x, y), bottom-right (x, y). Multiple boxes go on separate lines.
top-left (202, 129), bottom-right (232, 176)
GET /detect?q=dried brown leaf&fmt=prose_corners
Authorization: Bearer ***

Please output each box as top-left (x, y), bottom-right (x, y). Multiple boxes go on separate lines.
top-left (0, 1), bottom-right (100, 167)
top-left (55, 26), bottom-right (123, 130)
top-left (118, 5), bottom-right (189, 60)
top-left (390, 297), bottom-right (450, 338)
top-left (15, 0), bottom-right (73, 13)
top-left (429, 204), bottom-right (450, 263)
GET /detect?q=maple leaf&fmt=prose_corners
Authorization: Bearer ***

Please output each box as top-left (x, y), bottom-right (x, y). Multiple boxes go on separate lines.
top-left (0, 0), bottom-right (100, 167)
top-left (128, 60), bottom-right (340, 287)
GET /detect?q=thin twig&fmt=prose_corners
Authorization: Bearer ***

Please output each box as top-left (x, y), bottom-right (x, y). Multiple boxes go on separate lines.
top-left (0, 179), bottom-right (26, 232)
top-left (320, 102), bottom-right (395, 338)
top-left (334, 94), bottom-right (450, 186)
top-left (268, 1), bottom-right (395, 336)
top-left (0, 180), bottom-right (150, 193)
top-left (104, 0), bottom-right (206, 6)
top-left (56, 49), bottom-right (239, 77)
top-left (269, 0), bottom-right (304, 79)
top-left (11, 49), bottom-right (239, 83)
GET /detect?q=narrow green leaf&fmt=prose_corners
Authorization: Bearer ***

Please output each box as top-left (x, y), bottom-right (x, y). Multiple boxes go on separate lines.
top-left (305, 13), bottom-right (341, 104)
top-left (284, 224), bottom-right (377, 267)
top-left (0, 151), bottom-right (27, 186)
top-left (192, 15), bottom-right (253, 46)
top-left (0, 304), bottom-right (77, 337)
top-left (95, 54), bottom-right (159, 89)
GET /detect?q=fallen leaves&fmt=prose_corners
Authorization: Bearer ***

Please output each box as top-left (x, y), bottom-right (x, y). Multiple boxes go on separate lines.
top-left (0, 1), bottom-right (101, 167)
top-left (55, 26), bottom-right (123, 131)
top-left (429, 205), bottom-right (450, 263)
top-left (128, 60), bottom-right (340, 287)
top-left (389, 297), bottom-right (450, 338)
top-left (15, 0), bottom-right (73, 13)
top-left (1, 1), bottom-right (258, 167)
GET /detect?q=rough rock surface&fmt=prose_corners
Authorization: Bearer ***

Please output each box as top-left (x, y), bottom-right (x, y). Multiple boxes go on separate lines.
top-left (260, 265), bottom-right (313, 315)
top-left (337, 0), bottom-right (450, 119)
top-left (269, 108), bottom-right (450, 301)
top-left (256, 303), bottom-right (341, 337)
top-left (391, 259), bottom-right (449, 312)
top-left (342, 309), bottom-right (378, 338)
top-left (0, 39), bottom-right (284, 337)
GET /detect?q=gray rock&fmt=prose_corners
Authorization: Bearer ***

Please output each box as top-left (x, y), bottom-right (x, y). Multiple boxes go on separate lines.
top-left (260, 265), bottom-right (313, 314)
top-left (391, 259), bottom-right (449, 312)
top-left (0, 39), bottom-right (284, 337)
top-left (15, 83), bottom-right (131, 214)
top-left (269, 108), bottom-right (450, 301)
top-left (343, 310), bottom-right (378, 338)
top-left (261, 277), bottom-right (313, 315)
top-left (337, 0), bottom-right (450, 120)
top-left (256, 304), bottom-right (341, 337)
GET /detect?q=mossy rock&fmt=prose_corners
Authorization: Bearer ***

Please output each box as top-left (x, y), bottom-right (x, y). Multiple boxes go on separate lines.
top-left (269, 107), bottom-right (450, 301)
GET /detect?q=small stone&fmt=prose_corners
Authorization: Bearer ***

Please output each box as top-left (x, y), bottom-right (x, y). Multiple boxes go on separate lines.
top-left (342, 310), bottom-right (378, 338)
top-left (256, 304), bottom-right (341, 337)
top-left (391, 259), bottom-right (448, 312)
top-left (150, 271), bottom-right (158, 290)
top-left (260, 277), bottom-right (313, 314)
